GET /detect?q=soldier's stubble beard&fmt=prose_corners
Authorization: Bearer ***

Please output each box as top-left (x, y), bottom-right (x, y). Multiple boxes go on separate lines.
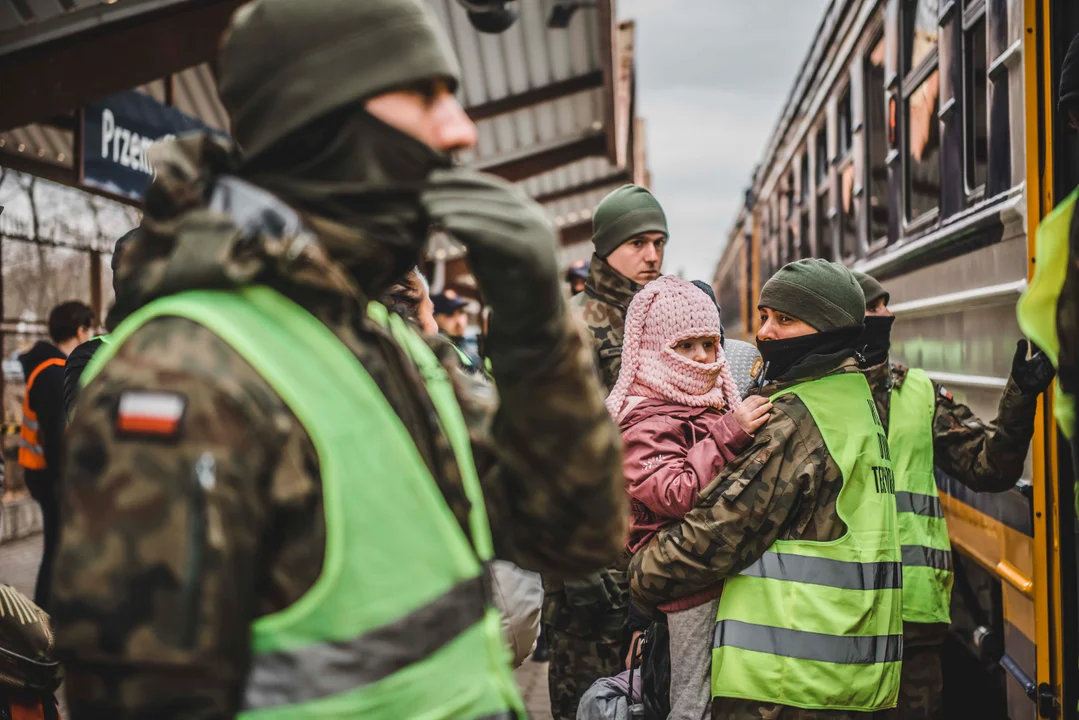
top-left (241, 106), bottom-right (453, 296)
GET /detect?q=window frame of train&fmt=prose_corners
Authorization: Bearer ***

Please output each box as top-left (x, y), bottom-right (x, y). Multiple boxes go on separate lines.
top-left (814, 122), bottom-right (835, 261)
top-left (864, 29), bottom-right (891, 253)
top-left (901, 0), bottom-right (944, 234)
top-left (837, 82), bottom-right (859, 264)
top-left (961, 0), bottom-right (989, 200)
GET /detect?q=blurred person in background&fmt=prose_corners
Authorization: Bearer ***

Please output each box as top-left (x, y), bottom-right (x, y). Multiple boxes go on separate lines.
top-left (432, 288), bottom-right (483, 373)
top-left (566, 260), bottom-right (588, 296)
top-left (19, 300), bottom-right (93, 609)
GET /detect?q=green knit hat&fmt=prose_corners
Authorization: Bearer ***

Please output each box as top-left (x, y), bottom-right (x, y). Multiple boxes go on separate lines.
top-left (591, 185), bottom-right (669, 258)
top-left (218, 0), bottom-right (460, 160)
top-left (759, 259), bottom-right (865, 331)
top-left (851, 270), bottom-right (890, 307)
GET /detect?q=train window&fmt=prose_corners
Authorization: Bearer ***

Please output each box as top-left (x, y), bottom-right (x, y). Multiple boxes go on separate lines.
top-left (905, 69), bottom-right (942, 221)
top-left (840, 160), bottom-right (857, 260)
top-left (799, 155), bottom-right (811, 259)
top-left (838, 87), bottom-right (853, 158)
top-left (865, 35), bottom-right (890, 245)
top-left (904, 0), bottom-right (940, 74)
top-left (815, 126), bottom-right (829, 186)
top-left (815, 126), bottom-right (833, 260)
top-left (963, 13), bottom-right (988, 192)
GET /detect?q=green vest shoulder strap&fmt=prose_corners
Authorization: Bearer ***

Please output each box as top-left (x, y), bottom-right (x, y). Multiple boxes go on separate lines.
top-left (84, 287), bottom-right (523, 720)
top-left (1018, 187), bottom-right (1078, 438)
top-left (889, 368), bottom-right (953, 624)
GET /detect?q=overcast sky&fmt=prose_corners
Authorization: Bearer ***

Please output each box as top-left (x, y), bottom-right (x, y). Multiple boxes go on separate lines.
top-left (616, 0), bottom-right (831, 280)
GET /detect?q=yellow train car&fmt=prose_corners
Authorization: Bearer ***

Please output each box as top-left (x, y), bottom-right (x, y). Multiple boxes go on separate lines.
top-left (713, 1), bottom-right (1079, 716)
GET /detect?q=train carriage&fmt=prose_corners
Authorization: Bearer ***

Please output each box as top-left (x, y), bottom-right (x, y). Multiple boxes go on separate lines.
top-left (714, 1), bottom-right (1079, 716)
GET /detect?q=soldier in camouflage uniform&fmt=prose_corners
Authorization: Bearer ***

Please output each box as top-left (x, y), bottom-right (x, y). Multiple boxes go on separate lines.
top-left (630, 260), bottom-right (900, 720)
top-left (854, 271), bottom-right (1054, 720)
top-left (547, 184), bottom-right (669, 719)
top-left (50, 2), bottom-right (626, 717)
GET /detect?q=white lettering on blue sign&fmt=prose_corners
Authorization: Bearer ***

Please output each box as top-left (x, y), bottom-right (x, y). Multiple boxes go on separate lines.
top-left (100, 108), bottom-right (174, 176)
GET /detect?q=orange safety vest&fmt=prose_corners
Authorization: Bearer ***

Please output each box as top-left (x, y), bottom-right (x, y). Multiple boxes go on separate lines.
top-left (18, 358), bottom-right (65, 470)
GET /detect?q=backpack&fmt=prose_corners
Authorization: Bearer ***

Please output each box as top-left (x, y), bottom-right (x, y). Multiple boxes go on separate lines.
top-left (0, 586), bottom-right (61, 720)
top-left (639, 617), bottom-right (671, 720)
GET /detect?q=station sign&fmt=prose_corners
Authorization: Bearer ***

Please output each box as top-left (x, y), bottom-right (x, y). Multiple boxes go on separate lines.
top-left (83, 90), bottom-right (226, 201)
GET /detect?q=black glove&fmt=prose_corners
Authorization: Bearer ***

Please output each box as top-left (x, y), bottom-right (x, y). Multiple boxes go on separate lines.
top-left (1011, 339), bottom-right (1056, 395)
top-left (422, 167), bottom-right (563, 349)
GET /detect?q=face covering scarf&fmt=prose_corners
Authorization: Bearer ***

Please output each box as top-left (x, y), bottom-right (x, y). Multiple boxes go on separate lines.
top-left (240, 106), bottom-right (452, 294)
top-left (756, 327), bottom-right (862, 383)
top-left (859, 315), bottom-right (895, 368)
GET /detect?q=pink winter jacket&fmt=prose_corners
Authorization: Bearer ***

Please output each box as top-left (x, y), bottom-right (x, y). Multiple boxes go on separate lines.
top-left (619, 397), bottom-right (752, 612)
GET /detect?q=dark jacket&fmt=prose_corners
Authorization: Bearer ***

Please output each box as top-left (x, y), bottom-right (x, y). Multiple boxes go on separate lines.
top-left (18, 341), bottom-right (67, 482)
top-left (63, 337), bottom-right (105, 420)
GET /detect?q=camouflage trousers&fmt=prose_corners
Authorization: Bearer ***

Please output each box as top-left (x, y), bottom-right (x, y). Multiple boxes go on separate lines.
top-left (545, 624), bottom-right (628, 720)
top-left (879, 629), bottom-right (944, 720)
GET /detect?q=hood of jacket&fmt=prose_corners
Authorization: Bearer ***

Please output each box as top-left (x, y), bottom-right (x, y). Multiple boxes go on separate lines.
top-left (617, 396), bottom-right (719, 431)
top-left (18, 340), bottom-right (66, 381)
top-left (109, 133), bottom-right (375, 328)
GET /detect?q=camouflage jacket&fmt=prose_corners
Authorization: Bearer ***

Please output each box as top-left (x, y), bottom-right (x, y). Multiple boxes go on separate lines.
top-left (863, 360), bottom-right (1038, 491)
top-left (52, 135), bottom-right (625, 718)
top-left (631, 357), bottom-right (868, 720)
top-left (567, 254), bottom-right (643, 393)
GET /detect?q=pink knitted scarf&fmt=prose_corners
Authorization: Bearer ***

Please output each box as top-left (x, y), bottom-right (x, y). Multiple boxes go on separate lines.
top-left (607, 275), bottom-right (741, 419)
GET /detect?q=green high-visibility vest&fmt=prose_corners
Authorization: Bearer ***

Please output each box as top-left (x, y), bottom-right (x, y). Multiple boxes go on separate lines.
top-left (711, 372), bottom-right (903, 712)
top-left (1018, 187), bottom-right (1077, 440)
top-left (84, 286), bottom-right (524, 720)
top-left (889, 368), bottom-right (953, 624)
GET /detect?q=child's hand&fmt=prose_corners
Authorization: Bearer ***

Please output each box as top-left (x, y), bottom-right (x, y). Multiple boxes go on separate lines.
top-left (733, 395), bottom-right (772, 434)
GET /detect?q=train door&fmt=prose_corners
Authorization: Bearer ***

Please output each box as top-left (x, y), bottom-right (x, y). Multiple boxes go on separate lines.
top-left (1025, 1), bottom-right (1079, 715)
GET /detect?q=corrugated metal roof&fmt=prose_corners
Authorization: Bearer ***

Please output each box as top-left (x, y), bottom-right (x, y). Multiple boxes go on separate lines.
top-left (0, 123), bottom-right (72, 167)
top-left (171, 63), bottom-right (229, 132)
top-left (0, 0), bottom-right (193, 59)
top-left (429, 0), bottom-right (607, 168)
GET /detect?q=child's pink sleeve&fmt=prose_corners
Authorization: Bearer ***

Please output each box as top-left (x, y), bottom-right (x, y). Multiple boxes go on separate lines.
top-left (623, 414), bottom-right (752, 519)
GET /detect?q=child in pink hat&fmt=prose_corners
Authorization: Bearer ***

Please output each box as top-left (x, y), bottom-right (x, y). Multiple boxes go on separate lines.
top-left (609, 275), bottom-right (771, 720)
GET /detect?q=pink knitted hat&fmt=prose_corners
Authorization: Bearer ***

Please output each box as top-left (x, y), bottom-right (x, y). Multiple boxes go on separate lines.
top-left (607, 275), bottom-right (741, 419)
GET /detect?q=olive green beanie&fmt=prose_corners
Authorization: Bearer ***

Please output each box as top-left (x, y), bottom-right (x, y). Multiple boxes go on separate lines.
top-left (591, 184), bottom-right (669, 258)
top-left (218, 0), bottom-right (460, 160)
top-left (851, 270), bottom-right (890, 307)
top-left (759, 259), bottom-right (865, 331)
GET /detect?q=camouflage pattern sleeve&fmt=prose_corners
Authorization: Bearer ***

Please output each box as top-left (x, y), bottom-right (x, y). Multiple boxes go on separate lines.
top-left (931, 376), bottom-right (1039, 492)
top-left (472, 310), bottom-right (627, 579)
top-left (52, 316), bottom-right (303, 720)
top-left (628, 397), bottom-right (831, 613)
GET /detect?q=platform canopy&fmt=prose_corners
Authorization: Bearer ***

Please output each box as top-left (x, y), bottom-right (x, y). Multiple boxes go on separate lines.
top-left (0, 0), bottom-right (648, 257)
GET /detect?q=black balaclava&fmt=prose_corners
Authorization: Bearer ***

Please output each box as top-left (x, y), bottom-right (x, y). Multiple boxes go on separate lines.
top-left (859, 315), bottom-right (896, 367)
top-left (757, 327), bottom-right (862, 382)
top-left (241, 105), bottom-right (452, 294)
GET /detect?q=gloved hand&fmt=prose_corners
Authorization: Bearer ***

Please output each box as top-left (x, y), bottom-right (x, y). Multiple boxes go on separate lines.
top-left (422, 167), bottom-right (562, 346)
top-left (1011, 339), bottom-right (1056, 394)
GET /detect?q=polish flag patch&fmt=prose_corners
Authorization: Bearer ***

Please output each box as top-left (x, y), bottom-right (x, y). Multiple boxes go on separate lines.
top-left (116, 392), bottom-right (187, 438)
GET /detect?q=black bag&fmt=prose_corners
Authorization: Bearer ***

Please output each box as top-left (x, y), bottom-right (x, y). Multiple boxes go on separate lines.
top-left (639, 616), bottom-right (671, 720)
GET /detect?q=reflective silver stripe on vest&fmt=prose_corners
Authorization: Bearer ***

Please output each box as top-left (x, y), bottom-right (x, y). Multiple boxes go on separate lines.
top-left (243, 575), bottom-right (488, 710)
top-left (714, 619), bottom-right (903, 665)
top-left (738, 552), bottom-right (902, 591)
top-left (895, 491), bottom-right (943, 518)
top-left (21, 418), bottom-right (38, 431)
top-left (902, 545), bottom-right (953, 572)
top-left (17, 438), bottom-right (43, 455)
